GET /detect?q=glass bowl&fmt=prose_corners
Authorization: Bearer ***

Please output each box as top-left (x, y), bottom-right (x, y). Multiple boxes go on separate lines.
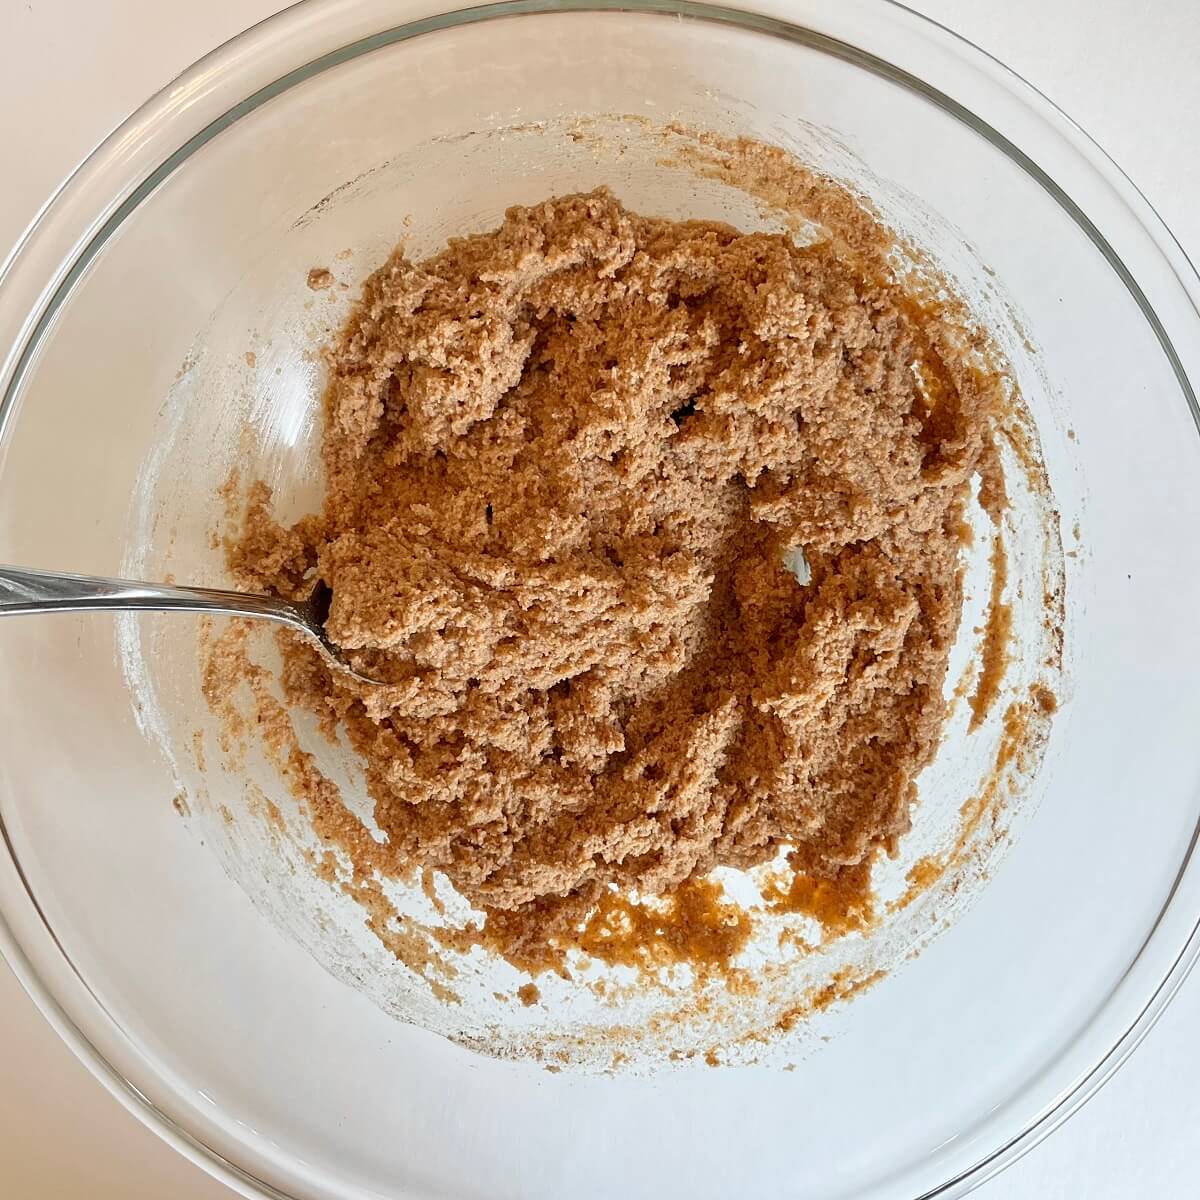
top-left (2, 1), bottom-right (1199, 1198)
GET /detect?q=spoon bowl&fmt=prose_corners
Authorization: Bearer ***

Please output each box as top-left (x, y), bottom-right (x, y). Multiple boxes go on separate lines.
top-left (0, 564), bottom-right (384, 685)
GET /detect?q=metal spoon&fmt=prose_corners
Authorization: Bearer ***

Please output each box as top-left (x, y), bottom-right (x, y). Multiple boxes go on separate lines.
top-left (0, 563), bottom-right (384, 685)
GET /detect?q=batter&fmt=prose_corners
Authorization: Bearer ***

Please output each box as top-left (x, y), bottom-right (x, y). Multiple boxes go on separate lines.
top-left (223, 185), bottom-right (997, 971)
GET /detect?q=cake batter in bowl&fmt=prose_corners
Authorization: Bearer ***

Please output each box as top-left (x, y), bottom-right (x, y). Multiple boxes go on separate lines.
top-left (0, 3), bottom-right (1198, 1198)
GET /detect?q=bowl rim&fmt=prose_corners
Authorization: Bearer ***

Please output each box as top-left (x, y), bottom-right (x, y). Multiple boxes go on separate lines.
top-left (2, 2), bottom-right (1199, 1198)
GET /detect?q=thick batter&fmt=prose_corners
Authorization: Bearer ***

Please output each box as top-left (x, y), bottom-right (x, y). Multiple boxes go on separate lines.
top-left (224, 185), bottom-right (996, 970)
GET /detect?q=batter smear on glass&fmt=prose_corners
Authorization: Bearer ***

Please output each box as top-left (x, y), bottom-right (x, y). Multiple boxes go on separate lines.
top-left (222, 185), bottom-right (999, 973)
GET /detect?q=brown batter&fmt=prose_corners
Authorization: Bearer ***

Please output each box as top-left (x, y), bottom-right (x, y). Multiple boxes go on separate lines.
top-left (223, 185), bottom-right (998, 973)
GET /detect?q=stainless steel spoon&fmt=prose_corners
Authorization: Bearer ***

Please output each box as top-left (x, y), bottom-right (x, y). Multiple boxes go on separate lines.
top-left (0, 563), bottom-right (384, 685)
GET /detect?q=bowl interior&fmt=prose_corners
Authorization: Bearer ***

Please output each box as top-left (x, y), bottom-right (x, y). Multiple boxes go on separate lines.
top-left (2, 7), bottom-right (1200, 1200)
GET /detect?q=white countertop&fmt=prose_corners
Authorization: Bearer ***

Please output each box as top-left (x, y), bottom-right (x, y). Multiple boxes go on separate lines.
top-left (2, 1), bottom-right (1197, 1196)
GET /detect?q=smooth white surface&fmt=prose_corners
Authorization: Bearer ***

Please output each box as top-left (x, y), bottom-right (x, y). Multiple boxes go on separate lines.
top-left (0, 1), bottom-right (1197, 1197)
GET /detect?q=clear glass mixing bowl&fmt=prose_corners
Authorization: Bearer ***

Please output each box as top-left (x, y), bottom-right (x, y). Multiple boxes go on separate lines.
top-left (2, 2), bottom-right (1199, 1198)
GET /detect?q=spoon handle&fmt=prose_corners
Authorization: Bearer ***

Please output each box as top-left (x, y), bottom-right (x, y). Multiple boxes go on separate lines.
top-left (0, 562), bottom-right (300, 626)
